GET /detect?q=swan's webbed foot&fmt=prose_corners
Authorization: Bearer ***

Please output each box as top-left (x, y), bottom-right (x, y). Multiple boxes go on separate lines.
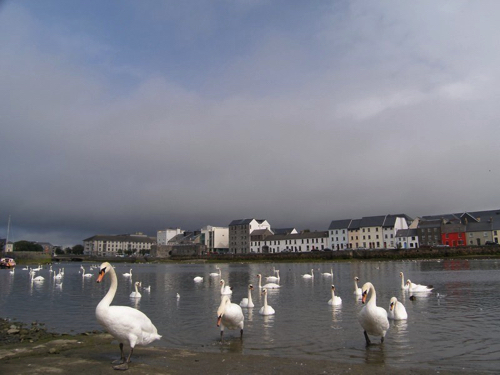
top-left (112, 343), bottom-right (126, 364)
top-left (113, 362), bottom-right (129, 371)
top-left (363, 331), bottom-right (371, 346)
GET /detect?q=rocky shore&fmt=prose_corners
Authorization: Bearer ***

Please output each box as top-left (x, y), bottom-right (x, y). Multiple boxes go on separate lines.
top-left (1, 318), bottom-right (478, 375)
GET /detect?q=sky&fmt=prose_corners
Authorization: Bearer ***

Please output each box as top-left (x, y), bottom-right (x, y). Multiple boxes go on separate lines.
top-left (1, 1), bottom-right (500, 247)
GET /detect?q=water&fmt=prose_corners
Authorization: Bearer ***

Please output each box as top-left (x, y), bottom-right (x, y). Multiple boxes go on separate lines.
top-left (1, 259), bottom-right (499, 373)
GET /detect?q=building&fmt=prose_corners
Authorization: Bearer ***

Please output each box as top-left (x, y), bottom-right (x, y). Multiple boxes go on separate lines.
top-left (328, 219), bottom-right (352, 250)
top-left (83, 233), bottom-right (156, 257)
top-left (348, 219), bottom-right (362, 249)
top-left (201, 225), bottom-right (229, 253)
top-left (157, 228), bottom-right (184, 245)
top-left (396, 229), bottom-right (419, 249)
top-left (251, 230), bottom-right (329, 253)
top-left (228, 219), bottom-right (271, 254)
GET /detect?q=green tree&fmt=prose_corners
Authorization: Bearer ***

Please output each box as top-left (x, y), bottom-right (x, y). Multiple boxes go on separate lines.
top-left (14, 241), bottom-right (43, 252)
top-left (54, 247), bottom-right (65, 255)
top-left (72, 244), bottom-right (84, 255)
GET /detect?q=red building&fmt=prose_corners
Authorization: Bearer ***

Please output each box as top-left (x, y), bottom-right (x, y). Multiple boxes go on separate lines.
top-left (441, 222), bottom-right (466, 246)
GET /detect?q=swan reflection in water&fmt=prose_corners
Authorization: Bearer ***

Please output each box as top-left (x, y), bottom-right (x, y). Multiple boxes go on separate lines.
top-left (364, 343), bottom-right (386, 365)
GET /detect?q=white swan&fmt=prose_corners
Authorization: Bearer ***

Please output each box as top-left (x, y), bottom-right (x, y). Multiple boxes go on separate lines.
top-left (220, 279), bottom-right (233, 295)
top-left (322, 268), bottom-right (333, 277)
top-left (81, 267), bottom-right (93, 278)
top-left (123, 269), bottom-right (132, 278)
top-left (302, 269), bottom-right (314, 279)
top-left (399, 272), bottom-right (409, 290)
top-left (388, 297), bottom-right (408, 320)
top-left (328, 285), bottom-right (342, 306)
top-left (130, 281), bottom-right (142, 298)
top-left (358, 282), bottom-right (390, 345)
top-left (259, 288), bottom-right (276, 316)
top-left (353, 276), bottom-right (362, 296)
top-left (33, 275), bottom-right (45, 282)
top-left (209, 266), bottom-right (221, 277)
top-left (96, 262), bottom-right (161, 370)
top-left (143, 285), bottom-right (151, 293)
top-left (176, 293), bottom-right (180, 300)
top-left (266, 269), bottom-right (280, 283)
top-left (217, 295), bottom-right (244, 340)
top-left (406, 279), bottom-right (433, 292)
top-left (239, 284), bottom-right (255, 308)
top-left (193, 276), bottom-right (203, 282)
top-left (256, 274), bottom-right (280, 289)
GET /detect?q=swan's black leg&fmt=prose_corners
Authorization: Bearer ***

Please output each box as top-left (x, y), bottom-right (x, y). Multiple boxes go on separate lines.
top-left (112, 343), bottom-right (126, 364)
top-left (364, 331), bottom-right (371, 346)
top-left (220, 330), bottom-right (224, 343)
top-left (113, 347), bottom-right (133, 371)
top-left (381, 336), bottom-right (384, 344)
top-left (240, 329), bottom-right (243, 340)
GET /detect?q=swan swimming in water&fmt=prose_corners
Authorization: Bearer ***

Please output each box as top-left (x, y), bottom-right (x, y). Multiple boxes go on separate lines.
top-left (353, 277), bottom-right (362, 296)
top-left (220, 279), bottom-right (233, 295)
top-left (399, 272), bottom-right (409, 290)
top-left (129, 281), bottom-right (142, 298)
top-left (209, 266), bottom-right (221, 277)
top-left (122, 269), bottom-right (132, 278)
top-left (322, 268), bottom-right (333, 277)
top-left (259, 288), bottom-right (275, 316)
top-left (302, 269), bottom-right (314, 279)
top-left (256, 274), bottom-right (280, 289)
top-left (406, 279), bottom-right (433, 292)
top-left (388, 297), bottom-right (408, 320)
top-left (96, 262), bottom-right (161, 370)
top-left (193, 276), bottom-right (203, 282)
top-left (358, 282), bottom-right (390, 345)
top-left (217, 295), bottom-right (244, 340)
top-left (328, 285), bottom-right (342, 306)
top-left (266, 269), bottom-right (280, 283)
top-left (239, 284), bottom-right (255, 308)
top-left (81, 267), bottom-right (93, 278)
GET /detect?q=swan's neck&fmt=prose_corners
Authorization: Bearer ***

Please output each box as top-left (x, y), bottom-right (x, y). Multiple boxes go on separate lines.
top-left (263, 293), bottom-right (268, 307)
top-left (258, 275), bottom-right (262, 288)
top-left (135, 283), bottom-right (139, 293)
top-left (248, 288), bottom-right (253, 304)
top-left (400, 273), bottom-right (405, 288)
top-left (354, 279), bottom-right (359, 289)
top-left (98, 267), bottom-right (117, 310)
top-left (367, 285), bottom-right (376, 306)
top-left (331, 289), bottom-right (335, 299)
top-left (220, 281), bottom-right (225, 293)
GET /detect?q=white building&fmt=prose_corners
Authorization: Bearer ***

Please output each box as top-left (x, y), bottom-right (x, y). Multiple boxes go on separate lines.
top-left (83, 233), bottom-right (155, 257)
top-left (251, 231), bottom-right (329, 253)
top-left (157, 228), bottom-right (184, 246)
top-left (201, 225), bottom-right (229, 253)
top-left (328, 219), bottom-right (352, 250)
top-left (396, 229), bottom-right (419, 249)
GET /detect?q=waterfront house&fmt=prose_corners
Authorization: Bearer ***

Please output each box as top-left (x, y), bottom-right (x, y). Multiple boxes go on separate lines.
top-left (328, 219), bottom-right (352, 250)
top-left (229, 219), bottom-right (271, 254)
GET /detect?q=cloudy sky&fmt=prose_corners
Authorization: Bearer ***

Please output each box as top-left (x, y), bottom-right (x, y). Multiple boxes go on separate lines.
top-left (1, 1), bottom-right (500, 247)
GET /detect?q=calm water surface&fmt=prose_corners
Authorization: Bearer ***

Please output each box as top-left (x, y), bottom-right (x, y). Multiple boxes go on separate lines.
top-left (1, 259), bottom-right (499, 373)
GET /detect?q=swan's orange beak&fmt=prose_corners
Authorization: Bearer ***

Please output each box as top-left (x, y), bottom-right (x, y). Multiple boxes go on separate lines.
top-left (361, 291), bottom-right (367, 304)
top-left (217, 316), bottom-right (222, 327)
top-left (390, 302), bottom-right (394, 311)
top-left (96, 270), bottom-right (105, 283)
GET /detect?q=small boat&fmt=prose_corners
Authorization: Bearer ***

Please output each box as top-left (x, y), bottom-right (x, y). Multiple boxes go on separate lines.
top-left (0, 257), bottom-right (16, 269)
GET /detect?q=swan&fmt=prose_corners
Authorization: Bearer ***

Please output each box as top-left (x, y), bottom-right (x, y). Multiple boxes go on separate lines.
top-left (322, 268), bottom-right (333, 277)
top-left (143, 285), bottom-right (151, 293)
top-left (81, 267), bottom-right (93, 278)
top-left (358, 282), bottom-right (390, 345)
top-left (328, 285), bottom-right (342, 306)
top-left (217, 295), bottom-right (244, 340)
top-left (256, 274), bottom-right (280, 289)
top-left (123, 269), bottom-right (132, 278)
top-left (388, 297), bottom-right (408, 320)
top-left (406, 279), bottom-right (433, 292)
top-left (193, 276), bottom-right (203, 282)
top-left (353, 277), bottom-right (362, 296)
top-left (266, 269), bottom-right (280, 283)
top-left (209, 266), bottom-right (221, 277)
top-left (399, 272), bottom-right (409, 290)
top-left (259, 288), bottom-right (275, 315)
top-left (96, 262), bottom-right (161, 370)
top-left (176, 293), bottom-right (180, 300)
top-left (220, 279), bottom-right (233, 295)
top-left (130, 281), bottom-right (142, 298)
top-left (302, 269), bottom-right (314, 279)
top-left (239, 284), bottom-right (255, 308)
top-left (33, 275), bottom-right (45, 282)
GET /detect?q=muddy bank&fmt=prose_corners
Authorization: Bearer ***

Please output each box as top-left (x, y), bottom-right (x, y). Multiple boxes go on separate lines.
top-left (1, 318), bottom-right (474, 375)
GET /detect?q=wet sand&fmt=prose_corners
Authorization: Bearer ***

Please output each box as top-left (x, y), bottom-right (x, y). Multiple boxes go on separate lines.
top-left (0, 332), bottom-right (471, 375)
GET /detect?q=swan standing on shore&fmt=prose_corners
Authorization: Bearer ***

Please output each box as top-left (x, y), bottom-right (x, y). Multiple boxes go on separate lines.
top-left (388, 297), bottom-right (408, 320)
top-left (256, 274), bottom-right (280, 289)
top-left (358, 282), bottom-right (390, 345)
top-left (217, 295), bottom-right (244, 340)
top-left (96, 262), bottom-right (161, 370)
top-left (130, 281), bottom-right (142, 298)
top-left (239, 284), bottom-right (255, 308)
top-left (259, 288), bottom-right (275, 316)
top-left (328, 285), bottom-right (342, 306)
